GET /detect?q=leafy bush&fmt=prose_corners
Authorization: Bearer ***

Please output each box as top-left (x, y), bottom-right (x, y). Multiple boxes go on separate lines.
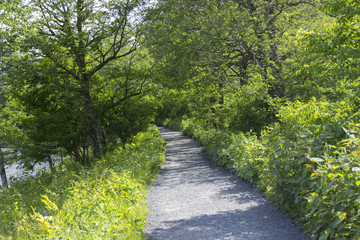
top-left (104, 96), bottom-right (158, 147)
top-left (221, 84), bottom-right (274, 134)
top-left (0, 125), bottom-right (165, 239)
top-left (304, 130), bottom-right (360, 239)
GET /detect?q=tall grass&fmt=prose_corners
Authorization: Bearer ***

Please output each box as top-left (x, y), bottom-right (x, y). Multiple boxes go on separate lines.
top-left (0, 125), bottom-right (165, 239)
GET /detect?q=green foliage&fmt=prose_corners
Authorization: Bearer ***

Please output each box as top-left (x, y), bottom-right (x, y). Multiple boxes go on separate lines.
top-left (147, 0), bottom-right (334, 134)
top-left (103, 125), bottom-right (166, 185)
top-left (305, 136), bottom-right (360, 239)
top-left (163, 97), bottom-right (360, 239)
top-left (104, 96), bottom-right (158, 147)
top-left (156, 80), bottom-right (273, 134)
top-left (1, 0), bottom-right (154, 164)
top-left (221, 83), bottom-right (273, 133)
top-left (291, 0), bottom-right (360, 103)
top-left (16, 171), bottom-right (147, 240)
top-left (0, 125), bottom-right (165, 239)
top-left (155, 89), bottom-right (192, 122)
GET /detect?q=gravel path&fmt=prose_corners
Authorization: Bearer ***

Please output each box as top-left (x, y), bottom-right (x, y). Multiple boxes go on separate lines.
top-left (145, 127), bottom-right (307, 240)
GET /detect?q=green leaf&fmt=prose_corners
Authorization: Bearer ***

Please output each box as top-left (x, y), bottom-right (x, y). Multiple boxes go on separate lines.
top-left (330, 217), bottom-right (343, 228)
top-left (338, 212), bottom-right (346, 219)
top-left (310, 157), bottom-right (325, 163)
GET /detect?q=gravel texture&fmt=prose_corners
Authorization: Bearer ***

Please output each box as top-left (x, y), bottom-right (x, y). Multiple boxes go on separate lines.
top-left (145, 127), bottom-right (307, 240)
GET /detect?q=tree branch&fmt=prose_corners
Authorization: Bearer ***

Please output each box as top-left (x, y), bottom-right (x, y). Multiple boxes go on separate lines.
top-left (87, 46), bottom-right (137, 77)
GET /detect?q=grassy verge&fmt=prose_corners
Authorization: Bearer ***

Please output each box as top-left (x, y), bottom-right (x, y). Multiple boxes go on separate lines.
top-left (0, 125), bottom-right (165, 240)
top-left (161, 99), bottom-right (360, 239)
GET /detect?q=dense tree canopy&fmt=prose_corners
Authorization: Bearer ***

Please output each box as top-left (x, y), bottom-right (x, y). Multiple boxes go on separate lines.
top-left (144, 0), bottom-right (337, 131)
top-left (1, 0), bottom-right (356, 166)
top-left (0, 0), bottom-right (357, 171)
top-left (1, 0), bottom-right (157, 166)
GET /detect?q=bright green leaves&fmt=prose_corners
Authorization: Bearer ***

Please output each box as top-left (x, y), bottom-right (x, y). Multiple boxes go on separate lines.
top-left (321, 0), bottom-right (360, 23)
top-left (305, 135), bottom-right (360, 239)
top-left (268, 100), bottom-right (360, 239)
top-left (146, 0), bottom-right (334, 136)
top-left (2, 0), bottom-right (154, 164)
top-left (0, 125), bottom-right (165, 239)
top-left (297, 0), bottom-right (360, 103)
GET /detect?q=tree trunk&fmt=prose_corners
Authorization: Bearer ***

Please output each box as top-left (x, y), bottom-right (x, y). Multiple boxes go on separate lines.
top-left (75, 0), bottom-right (103, 160)
top-left (47, 155), bottom-right (55, 173)
top-left (0, 147), bottom-right (9, 188)
top-left (87, 105), bottom-right (103, 159)
top-left (73, 138), bottom-right (82, 163)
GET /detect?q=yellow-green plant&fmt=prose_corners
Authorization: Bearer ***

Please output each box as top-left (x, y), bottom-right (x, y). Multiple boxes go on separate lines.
top-left (0, 125), bottom-right (165, 239)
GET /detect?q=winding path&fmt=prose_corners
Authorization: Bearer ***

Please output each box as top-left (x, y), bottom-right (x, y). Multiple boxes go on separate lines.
top-left (145, 127), bottom-right (306, 240)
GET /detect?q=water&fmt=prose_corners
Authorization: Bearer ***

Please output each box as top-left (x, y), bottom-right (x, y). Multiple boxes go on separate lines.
top-left (0, 149), bottom-right (51, 187)
top-left (5, 161), bottom-right (50, 180)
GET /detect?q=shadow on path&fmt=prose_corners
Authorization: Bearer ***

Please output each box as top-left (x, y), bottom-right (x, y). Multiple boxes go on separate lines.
top-left (147, 208), bottom-right (304, 240)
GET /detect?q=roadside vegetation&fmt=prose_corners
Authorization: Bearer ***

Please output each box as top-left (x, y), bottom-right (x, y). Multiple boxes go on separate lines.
top-left (0, 126), bottom-right (165, 239)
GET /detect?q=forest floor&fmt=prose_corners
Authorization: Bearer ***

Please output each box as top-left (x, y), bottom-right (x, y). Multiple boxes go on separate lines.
top-left (145, 127), bottom-right (307, 240)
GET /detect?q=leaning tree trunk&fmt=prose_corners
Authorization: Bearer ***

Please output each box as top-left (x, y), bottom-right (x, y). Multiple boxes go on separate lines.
top-left (0, 147), bottom-right (9, 188)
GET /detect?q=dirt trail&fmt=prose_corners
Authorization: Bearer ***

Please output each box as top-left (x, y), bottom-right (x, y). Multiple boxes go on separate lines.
top-left (145, 127), bottom-right (306, 240)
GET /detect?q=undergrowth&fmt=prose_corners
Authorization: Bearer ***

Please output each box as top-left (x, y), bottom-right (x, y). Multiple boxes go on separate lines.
top-left (0, 125), bottom-right (166, 240)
